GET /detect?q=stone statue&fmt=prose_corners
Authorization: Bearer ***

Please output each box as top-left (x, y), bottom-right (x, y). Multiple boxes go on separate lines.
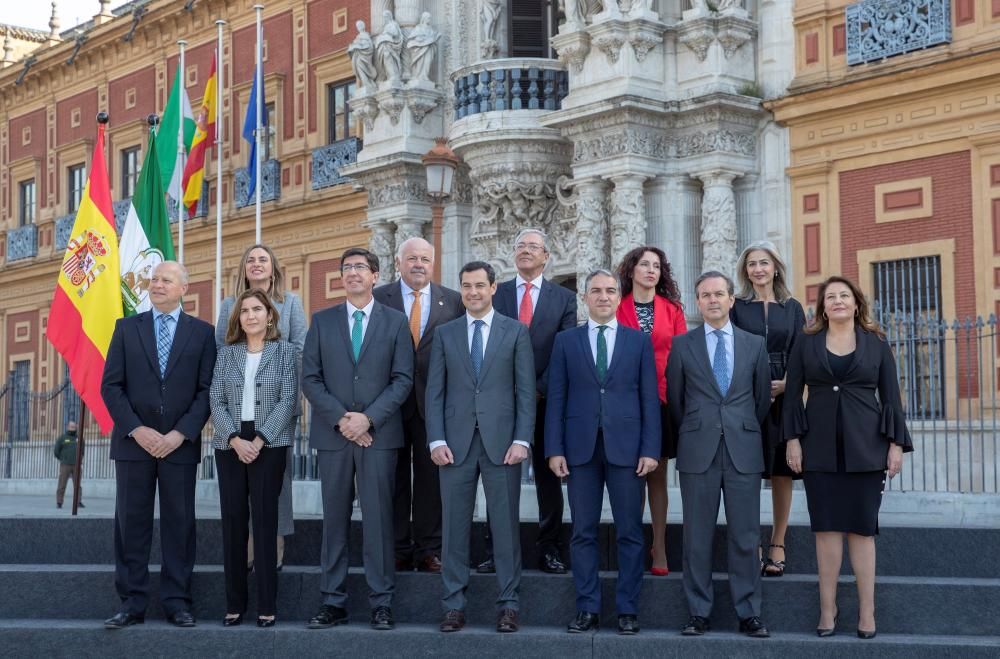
top-left (405, 12), bottom-right (440, 85)
top-left (481, 0), bottom-right (503, 58)
top-left (374, 11), bottom-right (404, 85)
top-left (563, 0), bottom-right (604, 27)
top-left (715, 0), bottom-right (743, 11)
top-left (688, 0), bottom-right (708, 12)
top-left (348, 20), bottom-right (377, 91)
top-left (372, 0), bottom-right (394, 33)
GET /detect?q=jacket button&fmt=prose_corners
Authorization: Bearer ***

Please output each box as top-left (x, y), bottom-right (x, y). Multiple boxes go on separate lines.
top-left (833, 385), bottom-right (840, 392)
top-left (475, 389), bottom-right (480, 394)
top-left (716, 423), bottom-right (722, 429)
top-left (256, 401), bottom-right (261, 405)
top-left (354, 376), bottom-right (359, 381)
top-left (256, 383), bottom-right (261, 387)
top-left (600, 389), bottom-right (605, 394)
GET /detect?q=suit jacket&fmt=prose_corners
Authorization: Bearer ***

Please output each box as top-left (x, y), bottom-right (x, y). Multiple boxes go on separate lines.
top-left (373, 280), bottom-right (464, 419)
top-left (493, 278), bottom-right (576, 396)
top-left (667, 324), bottom-right (771, 474)
top-left (209, 340), bottom-right (300, 449)
top-left (545, 324), bottom-right (661, 467)
top-left (617, 293), bottom-right (688, 403)
top-left (783, 327), bottom-right (914, 472)
top-left (101, 310), bottom-right (217, 464)
top-left (301, 300), bottom-right (414, 451)
top-left (424, 312), bottom-right (536, 466)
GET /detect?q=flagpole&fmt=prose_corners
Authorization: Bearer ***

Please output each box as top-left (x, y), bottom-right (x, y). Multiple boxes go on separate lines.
top-left (254, 4), bottom-right (263, 244)
top-left (215, 19), bottom-right (226, 312)
top-left (177, 39), bottom-right (188, 263)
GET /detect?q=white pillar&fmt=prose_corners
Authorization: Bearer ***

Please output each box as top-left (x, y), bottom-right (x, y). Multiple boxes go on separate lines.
top-left (608, 174), bottom-right (648, 267)
top-left (574, 177), bottom-right (610, 318)
top-left (695, 169), bottom-right (741, 279)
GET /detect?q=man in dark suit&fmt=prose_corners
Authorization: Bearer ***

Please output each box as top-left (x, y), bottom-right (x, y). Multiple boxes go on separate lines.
top-left (482, 228), bottom-right (575, 575)
top-left (374, 237), bottom-right (463, 574)
top-left (101, 261), bottom-right (216, 629)
top-left (546, 269), bottom-right (660, 635)
top-left (425, 261), bottom-right (535, 634)
top-left (666, 271), bottom-right (772, 638)
top-left (302, 247), bottom-right (413, 631)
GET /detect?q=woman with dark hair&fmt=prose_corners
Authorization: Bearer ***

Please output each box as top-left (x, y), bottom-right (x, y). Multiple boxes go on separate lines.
top-left (211, 289), bottom-right (299, 627)
top-left (784, 276), bottom-right (912, 639)
top-left (615, 246), bottom-right (687, 576)
top-left (216, 244), bottom-right (306, 571)
top-left (730, 241), bottom-right (806, 577)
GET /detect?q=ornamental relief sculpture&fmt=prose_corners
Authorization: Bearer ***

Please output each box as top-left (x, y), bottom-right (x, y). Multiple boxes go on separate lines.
top-left (572, 128), bottom-right (755, 164)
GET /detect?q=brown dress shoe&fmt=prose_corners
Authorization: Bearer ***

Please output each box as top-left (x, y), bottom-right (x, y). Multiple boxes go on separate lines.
top-left (395, 557), bottom-right (414, 572)
top-left (417, 555), bottom-right (442, 573)
top-left (440, 609), bottom-right (465, 633)
top-left (496, 608), bottom-right (519, 633)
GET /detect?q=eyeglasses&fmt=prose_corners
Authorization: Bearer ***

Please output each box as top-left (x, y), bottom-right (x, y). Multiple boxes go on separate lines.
top-left (515, 243), bottom-right (545, 253)
top-left (342, 263), bottom-right (372, 273)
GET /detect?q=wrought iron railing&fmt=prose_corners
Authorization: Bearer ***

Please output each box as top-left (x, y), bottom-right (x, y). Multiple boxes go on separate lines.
top-left (451, 58), bottom-right (569, 120)
top-left (167, 182), bottom-right (209, 221)
top-left (112, 199), bottom-right (130, 235)
top-left (845, 0), bottom-right (952, 66)
top-left (311, 137), bottom-right (361, 190)
top-left (6, 224), bottom-right (38, 262)
top-left (54, 214), bottom-right (75, 251)
top-left (235, 159), bottom-right (281, 209)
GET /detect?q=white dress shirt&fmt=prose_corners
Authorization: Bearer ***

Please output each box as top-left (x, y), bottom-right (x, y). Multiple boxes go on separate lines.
top-left (704, 320), bottom-right (735, 384)
top-left (241, 350), bottom-right (262, 422)
top-left (587, 317), bottom-right (618, 368)
top-left (346, 296), bottom-right (376, 342)
top-left (400, 279), bottom-right (431, 339)
top-left (515, 274), bottom-right (543, 314)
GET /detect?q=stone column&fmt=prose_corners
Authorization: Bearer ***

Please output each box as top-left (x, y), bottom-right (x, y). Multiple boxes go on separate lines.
top-left (608, 174), bottom-right (648, 267)
top-left (574, 177), bottom-right (610, 318)
top-left (366, 220), bottom-right (397, 283)
top-left (694, 169), bottom-right (741, 278)
top-left (394, 219), bottom-right (426, 249)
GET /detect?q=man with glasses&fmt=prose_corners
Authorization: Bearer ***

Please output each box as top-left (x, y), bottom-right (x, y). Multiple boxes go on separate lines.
top-left (476, 229), bottom-right (576, 575)
top-left (302, 247), bottom-right (414, 631)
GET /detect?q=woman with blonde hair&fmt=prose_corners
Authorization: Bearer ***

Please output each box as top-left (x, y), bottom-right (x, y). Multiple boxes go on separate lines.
top-left (730, 240), bottom-right (805, 578)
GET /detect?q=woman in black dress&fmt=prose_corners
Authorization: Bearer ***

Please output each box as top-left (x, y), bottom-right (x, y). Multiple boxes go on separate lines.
top-left (784, 276), bottom-right (912, 639)
top-left (730, 241), bottom-right (805, 578)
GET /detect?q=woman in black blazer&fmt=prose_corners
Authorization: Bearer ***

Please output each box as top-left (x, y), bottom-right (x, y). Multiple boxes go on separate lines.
top-left (210, 289), bottom-right (299, 627)
top-left (784, 276), bottom-right (912, 639)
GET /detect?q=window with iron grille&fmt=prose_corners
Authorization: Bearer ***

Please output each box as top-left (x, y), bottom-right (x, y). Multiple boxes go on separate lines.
top-left (872, 256), bottom-right (944, 419)
top-left (68, 164), bottom-right (86, 214)
top-left (19, 179), bottom-right (36, 226)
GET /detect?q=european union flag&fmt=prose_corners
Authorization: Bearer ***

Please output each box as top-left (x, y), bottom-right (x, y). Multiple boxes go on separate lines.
top-left (242, 66), bottom-right (268, 204)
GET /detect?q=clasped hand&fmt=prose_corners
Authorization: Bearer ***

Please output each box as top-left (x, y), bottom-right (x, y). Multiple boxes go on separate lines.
top-left (339, 412), bottom-right (372, 446)
top-left (132, 426), bottom-right (184, 459)
top-left (231, 436), bottom-right (265, 464)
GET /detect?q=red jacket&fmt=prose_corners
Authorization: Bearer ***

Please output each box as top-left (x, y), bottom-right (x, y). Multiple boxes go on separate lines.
top-left (617, 293), bottom-right (687, 402)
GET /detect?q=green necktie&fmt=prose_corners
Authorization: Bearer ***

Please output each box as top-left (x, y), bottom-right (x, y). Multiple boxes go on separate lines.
top-left (352, 309), bottom-right (365, 361)
top-left (596, 325), bottom-right (608, 381)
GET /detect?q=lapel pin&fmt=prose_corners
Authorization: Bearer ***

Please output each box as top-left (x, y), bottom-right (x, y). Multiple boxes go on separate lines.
top-left (438, 300), bottom-right (443, 306)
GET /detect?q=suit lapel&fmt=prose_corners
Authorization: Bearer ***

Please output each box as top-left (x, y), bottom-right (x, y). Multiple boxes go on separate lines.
top-left (501, 280), bottom-right (518, 319)
top-left (419, 284), bottom-right (445, 350)
top-left (576, 325), bottom-right (600, 383)
top-left (257, 340), bottom-right (277, 372)
top-left (691, 326), bottom-right (724, 399)
top-left (845, 326), bottom-right (868, 377)
top-left (163, 313), bottom-right (194, 380)
top-left (454, 318), bottom-right (477, 381)
top-left (729, 328), bottom-right (750, 400)
top-left (384, 282), bottom-right (405, 314)
top-left (333, 305), bottom-right (354, 364)
top-left (478, 313), bottom-right (507, 381)
top-left (814, 329), bottom-right (834, 377)
top-left (603, 326), bottom-right (626, 382)
top-left (138, 312), bottom-right (159, 375)
top-left (357, 302), bottom-right (381, 364)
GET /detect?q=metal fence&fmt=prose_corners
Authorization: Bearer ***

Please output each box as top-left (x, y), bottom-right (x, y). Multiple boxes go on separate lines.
top-left (3, 309), bottom-right (1000, 493)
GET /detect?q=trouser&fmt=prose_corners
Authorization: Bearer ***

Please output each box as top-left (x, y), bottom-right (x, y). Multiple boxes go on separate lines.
top-left (56, 463), bottom-right (79, 505)
top-left (393, 411), bottom-right (442, 561)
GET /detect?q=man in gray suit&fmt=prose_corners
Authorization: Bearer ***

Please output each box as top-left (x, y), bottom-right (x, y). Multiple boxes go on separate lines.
top-left (302, 247), bottom-right (414, 631)
top-left (666, 271), bottom-right (771, 638)
top-left (425, 261), bottom-right (536, 634)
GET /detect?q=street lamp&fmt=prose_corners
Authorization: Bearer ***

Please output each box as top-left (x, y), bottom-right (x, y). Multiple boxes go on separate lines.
top-left (422, 138), bottom-right (460, 280)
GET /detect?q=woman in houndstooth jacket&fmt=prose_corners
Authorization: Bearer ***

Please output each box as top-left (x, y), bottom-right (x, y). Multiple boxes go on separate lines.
top-left (211, 289), bottom-right (299, 627)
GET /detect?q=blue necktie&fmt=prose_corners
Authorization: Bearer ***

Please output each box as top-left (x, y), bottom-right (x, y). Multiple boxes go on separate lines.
top-left (157, 314), bottom-right (173, 378)
top-left (712, 329), bottom-right (730, 395)
top-left (351, 310), bottom-right (365, 361)
top-left (471, 320), bottom-right (485, 380)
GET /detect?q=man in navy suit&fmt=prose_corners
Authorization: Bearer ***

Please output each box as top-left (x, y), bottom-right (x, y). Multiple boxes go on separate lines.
top-left (545, 269), bottom-right (660, 635)
top-left (483, 228), bottom-right (576, 575)
top-left (101, 261), bottom-right (216, 629)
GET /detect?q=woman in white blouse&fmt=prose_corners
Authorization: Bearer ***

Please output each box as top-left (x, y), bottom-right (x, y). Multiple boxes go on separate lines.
top-left (210, 289), bottom-right (298, 627)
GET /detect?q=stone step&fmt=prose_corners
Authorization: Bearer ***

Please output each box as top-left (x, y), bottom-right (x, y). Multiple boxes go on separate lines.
top-left (2, 566), bottom-right (997, 637)
top-left (1, 619), bottom-right (997, 659)
top-left (3, 517), bottom-right (996, 578)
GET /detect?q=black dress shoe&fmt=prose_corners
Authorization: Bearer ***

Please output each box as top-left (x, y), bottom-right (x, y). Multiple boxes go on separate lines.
top-left (370, 605), bottom-right (394, 630)
top-left (104, 612), bottom-right (144, 629)
top-left (308, 605), bottom-right (348, 629)
top-left (496, 608), bottom-right (519, 633)
top-left (540, 552), bottom-right (567, 574)
top-left (617, 615), bottom-right (639, 635)
top-left (567, 611), bottom-right (599, 633)
top-left (257, 617), bottom-right (276, 628)
top-left (739, 616), bottom-right (770, 638)
top-left (168, 611), bottom-right (197, 627)
top-left (857, 628), bottom-right (877, 639)
top-left (223, 614), bottom-right (243, 627)
top-left (476, 557), bottom-right (496, 574)
top-left (681, 615), bottom-right (710, 636)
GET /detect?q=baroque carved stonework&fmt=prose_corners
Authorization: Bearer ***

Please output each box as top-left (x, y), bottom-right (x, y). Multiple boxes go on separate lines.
top-left (572, 127), bottom-right (755, 163)
top-left (367, 179), bottom-right (428, 209)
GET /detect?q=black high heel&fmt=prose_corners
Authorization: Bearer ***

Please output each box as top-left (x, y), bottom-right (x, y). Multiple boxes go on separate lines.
top-left (223, 614), bottom-right (242, 627)
top-left (857, 628), bottom-right (877, 639)
top-left (761, 544), bottom-right (786, 577)
top-left (816, 608), bottom-right (838, 637)
top-left (257, 616), bottom-right (276, 628)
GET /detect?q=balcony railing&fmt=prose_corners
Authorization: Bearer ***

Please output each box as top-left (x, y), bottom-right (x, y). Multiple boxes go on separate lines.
top-left (167, 181), bottom-right (209, 222)
top-left (6, 224), bottom-right (38, 262)
top-left (235, 159), bottom-right (281, 209)
top-left (112, 199), bottom-right (130, 235)
top-left (451, 58), bottom-right (569, 120)
top-left (311, 137), bottom-right (361, 191)
top-left (55, 214), bottom-right (75, 251)
top-left (846, 0), bottom-right (951, 66)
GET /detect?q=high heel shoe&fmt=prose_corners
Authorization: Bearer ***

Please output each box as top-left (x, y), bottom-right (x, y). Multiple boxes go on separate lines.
top-left (649, 548), bottom-right (669, 576)
top-left (816, 608), bottom-right (838, 637)
top-left (223, 614), bottom-right (243, 627)
top-left (761, 544), bottom-right (786, 577)
top-left (857, 628), bottom-right (877, 639)
top-left (257, 616), bottom-right (276, 628)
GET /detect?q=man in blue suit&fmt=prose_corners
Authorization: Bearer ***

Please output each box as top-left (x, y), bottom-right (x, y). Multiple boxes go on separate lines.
top-left (545, 269), bottom-right (660, 635)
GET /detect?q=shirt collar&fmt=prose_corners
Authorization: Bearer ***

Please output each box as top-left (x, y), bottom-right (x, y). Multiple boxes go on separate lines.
top-left (399, 279), bottom-right (431, 298)
top-left (347, 296), bottom-right (375, 319)
top-left (152, 305), bottom-right (182, 323)
top-left (516, 274), bottom-right (544, 290)
top-left (704, 320), bottom-right (733, 337)
top-left (467, 307), bottom-right (495, 328)
top-left (588, 318), bottom-right (619, 332)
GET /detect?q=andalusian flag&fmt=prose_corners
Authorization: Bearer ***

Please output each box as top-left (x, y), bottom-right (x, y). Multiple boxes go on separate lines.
top-left (46, 119), bottom-right (122, 434)
top-left (181, 55), bottom-right (217, 217)
top-left (119, 125), bottom-right (174, 317)
top-left (157, 64), bottom-right (196, 202)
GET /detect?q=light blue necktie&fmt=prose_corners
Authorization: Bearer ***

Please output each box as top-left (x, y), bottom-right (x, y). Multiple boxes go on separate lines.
top-left (712, 329), bottom-right (730, 395)
top-left (156, 314), bottom-right (173, 378)
top-left (471, 320), bottom-right (485, 380)
top-left (351, 310), bottom-right (364, 361)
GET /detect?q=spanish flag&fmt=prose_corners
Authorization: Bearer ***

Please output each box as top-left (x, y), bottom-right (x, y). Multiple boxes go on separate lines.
top-left (46, 117), bottom-right (122, 434)
top-left (181, 55), bottom-right (217, 217)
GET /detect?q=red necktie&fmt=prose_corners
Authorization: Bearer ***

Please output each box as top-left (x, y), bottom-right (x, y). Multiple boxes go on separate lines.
top-left (519, 282), bottom-right (533, 326)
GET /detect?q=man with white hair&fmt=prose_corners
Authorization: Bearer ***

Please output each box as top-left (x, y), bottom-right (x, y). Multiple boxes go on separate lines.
top-left (374, 237), bottom-right (464, 574)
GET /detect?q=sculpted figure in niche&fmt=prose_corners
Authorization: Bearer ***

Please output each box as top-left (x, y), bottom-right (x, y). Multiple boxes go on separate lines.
top-left (375, 11), bottom-right (404, 85)
top-left (372, 0), bottom-right (394, 32)
top-left (406, 12), bottom-right (440, 84)
top-left (348, 20), bottom-right (377, 90)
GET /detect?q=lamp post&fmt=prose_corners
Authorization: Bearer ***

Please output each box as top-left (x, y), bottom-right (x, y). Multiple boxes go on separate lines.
top-left (422, 138), bottom-right (459, 281)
